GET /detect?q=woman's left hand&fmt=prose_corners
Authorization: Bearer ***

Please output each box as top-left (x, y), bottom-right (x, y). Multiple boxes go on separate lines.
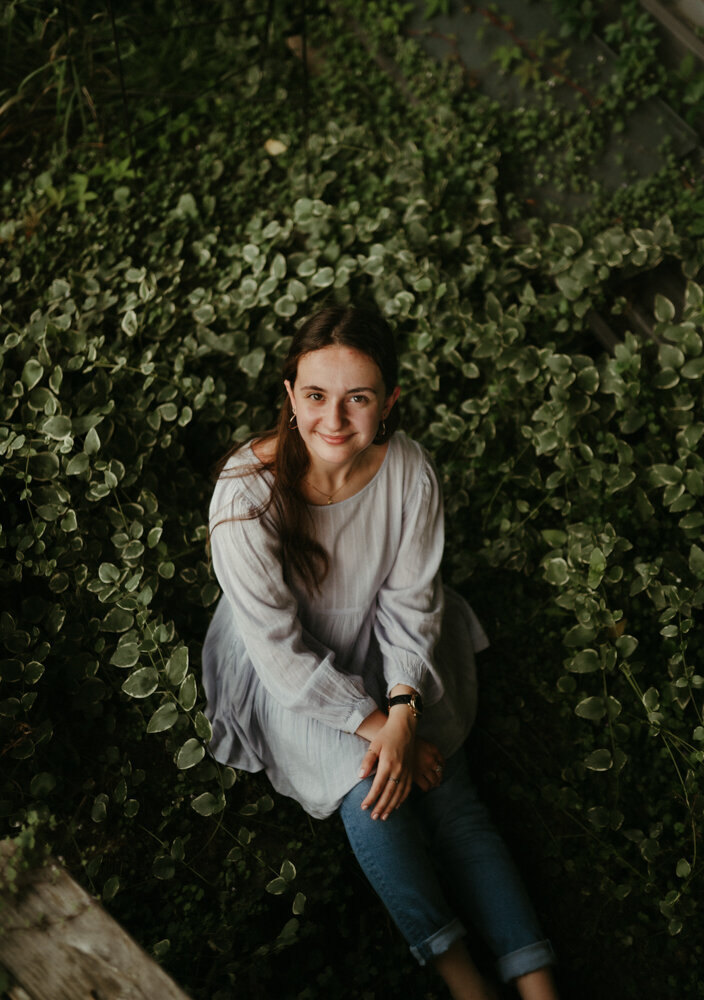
top-left (357, 709), bottom-right (416, 820)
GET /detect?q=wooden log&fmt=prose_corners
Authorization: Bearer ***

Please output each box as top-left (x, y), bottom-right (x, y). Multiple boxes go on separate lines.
top-left (639, 0), bottom-right (704, 63)
top-left (0, 841), bottom-right (190, 1000)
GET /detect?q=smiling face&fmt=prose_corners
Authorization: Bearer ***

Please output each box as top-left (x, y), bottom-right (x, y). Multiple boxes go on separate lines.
top-left (285, 344), bottom-right (400, 470)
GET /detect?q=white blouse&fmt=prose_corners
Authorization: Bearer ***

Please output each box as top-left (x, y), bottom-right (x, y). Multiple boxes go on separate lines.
top-left (202, 431), bottom-right (488, 819)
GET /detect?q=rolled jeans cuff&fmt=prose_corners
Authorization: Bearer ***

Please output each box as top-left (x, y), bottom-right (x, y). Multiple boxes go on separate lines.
top-left (497, 939), bottom-right (556, 982)
top-left (409, 917), bottom-right (466, 967)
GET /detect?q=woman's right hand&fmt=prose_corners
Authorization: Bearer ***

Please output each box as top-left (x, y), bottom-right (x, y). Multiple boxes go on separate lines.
top-left (358, 709), bottom-right (416, 820)
top-left (412, 738), bottom-right (445, 791)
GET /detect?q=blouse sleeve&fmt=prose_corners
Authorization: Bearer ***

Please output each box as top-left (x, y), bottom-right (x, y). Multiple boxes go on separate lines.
top-left (374, 451), bottom-right (446, 706)
top-left (209, 481), bottom-right (378, 734)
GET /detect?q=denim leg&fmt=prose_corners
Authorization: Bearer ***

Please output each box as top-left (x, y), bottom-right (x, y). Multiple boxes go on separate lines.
top-left (418, 750), bottom-right (555, 982)
top-left (339, 776), bottom-right (465, 966)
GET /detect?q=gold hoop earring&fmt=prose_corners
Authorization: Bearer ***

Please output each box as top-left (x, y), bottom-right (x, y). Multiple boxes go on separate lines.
top-left (375, 420), bottom-right (386, 442)
top-left (289, 413), bottom-right (298, 429)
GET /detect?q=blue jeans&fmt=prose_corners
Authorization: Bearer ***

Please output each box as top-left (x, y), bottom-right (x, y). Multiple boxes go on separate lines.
top-left (338, 747), bottom-right (555, 981)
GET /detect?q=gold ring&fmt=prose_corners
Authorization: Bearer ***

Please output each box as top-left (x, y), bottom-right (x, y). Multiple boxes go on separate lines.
top-left (389, 777), bottom-right (400, 785)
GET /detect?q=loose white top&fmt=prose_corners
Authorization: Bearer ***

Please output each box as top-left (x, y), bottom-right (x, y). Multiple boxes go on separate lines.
top-left (202, 431), bottom-right (488, 819)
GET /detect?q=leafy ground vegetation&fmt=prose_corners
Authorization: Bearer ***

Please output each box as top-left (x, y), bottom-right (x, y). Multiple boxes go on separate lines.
top-left (1, 1), bottom-right (704, 997)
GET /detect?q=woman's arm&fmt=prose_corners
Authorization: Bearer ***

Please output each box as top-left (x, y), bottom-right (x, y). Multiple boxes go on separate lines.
top-left (374, 446), bottom-right (446, 708)
top-left (209, 480), bottom-right (378, 732)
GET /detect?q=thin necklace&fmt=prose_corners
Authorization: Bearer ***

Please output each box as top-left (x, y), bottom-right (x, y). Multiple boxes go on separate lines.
top-left (304, 477), bottom-right (349, 505)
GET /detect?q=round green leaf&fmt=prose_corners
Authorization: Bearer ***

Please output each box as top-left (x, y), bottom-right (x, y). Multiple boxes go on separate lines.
top-left (650, 464), bottom-right (682, 486)
top-left (194, 711), bottom-right (213, 741)
top-left (221, 767), bottom-right (237, 789)
top-left (682, 356), bottom-right (704, 379)
top-left (179, 673), bottom-right (197, 711)
top-left (66, 452), bottom-right (90, 475)
top-left (91, 795), bottom-right (108, 823)
top-left (176, 738), bottom-right (205, 769)
top-left (122, 667), bottom-right (159, 699)
top-left (689, 544), bottom-right (704, 578)
top-left (265, 877), bottom-right (288, 895)
top-left (42, 415), bottom-right (72, 439)
top-left (99, 562), bottom-right (121, 583)
top-left (584, 749), bottom-right (612, 771)
top-left (575, 696), bottom-right (605, 721)
top-left (122, 540), bottom-right (144, 560)
top-left (85, 426), bottom-right (100, 454)
top-left (272, 254), bottom-right (286, 279)
top-left (654, 294), bottom-right (675, 322)
top-left (587, 806), bottom-right (609, 828)
top-left (153, 939), bottom-right (170, 961)
top-left (542, 529), bottom-right (567, 547)
top-left (147, 526), bottom-right (163, 547)
top-left (312, 266), bottom-right (334, 288)
top-left (544, 558), bottom-right (568, 586)
top-left (29, 452), bottom-right (60, 480)
top-left (191, 792), bottom-right (223, 816)
top-left (616, 634), bottom-right (638, 658)
top-left (563, 624), bottom-right (597, 647)
top-left (30, 772), bottom-right (57, 797)
top-left (102, 608), bottom-right (134, 632)
top-left (109, 643), bottom-right (139, 668)
top-left (193, 304), bottom-right (215, 325)
top-left (280, 860), bottom-right (296, 881)
top-left (167, 647), bottom-right (189, 685)
top-left (568, 649), bottom-right (600, 673)
top-left (60, 510), bottom-right (77, 531)
top-left (274, 295), bottom-right (297, 317)
top-left (102, 876), bottom-right (120, 901)
top-left (158, 402), bottom-right (178, 422)
top-left (147, 702), bottom-right (179, 733)
top-left (22, 359), bottom-right (44, 390)
top-left (24, 661), bottom-right (45, 684)
top-left (239, 348), bottom-right (265, 379)
top-left (121, 310), bottom-right (138, 336)
top-left (587, 547), bottom-right (606, 589)
top-left (152, 856), bottom-right (176, 880)
top-left (643, 687), bottom-right (660, 711)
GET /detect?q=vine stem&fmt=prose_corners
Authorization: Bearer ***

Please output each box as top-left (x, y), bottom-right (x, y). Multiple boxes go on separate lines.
top-left (475, 6), bottom-right (599, 106)
top-left (106, 0), bottom-right (134, 162)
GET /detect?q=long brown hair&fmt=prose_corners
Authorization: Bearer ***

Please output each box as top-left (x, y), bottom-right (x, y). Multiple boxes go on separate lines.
top-left (215, 305), bottom-right (400, 592)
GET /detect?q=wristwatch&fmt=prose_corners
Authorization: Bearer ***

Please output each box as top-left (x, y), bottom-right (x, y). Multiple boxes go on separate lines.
top-left (387, 692), bottom-right (423, 719)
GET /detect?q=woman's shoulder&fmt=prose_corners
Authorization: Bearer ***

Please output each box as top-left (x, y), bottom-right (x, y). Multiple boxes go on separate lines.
top-left (387, 432), bottom-right (437, 497)
top-left (388, 431), bottom-right (434, 475)
top-left (210, 439), bottom-right (274, 519)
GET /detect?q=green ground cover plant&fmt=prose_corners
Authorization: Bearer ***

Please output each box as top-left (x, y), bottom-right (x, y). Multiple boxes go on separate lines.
top-left (1, 2), bottom-right (703, 997)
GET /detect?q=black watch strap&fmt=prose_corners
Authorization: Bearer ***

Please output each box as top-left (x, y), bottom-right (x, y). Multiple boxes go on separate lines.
top-left (387, 692), bottom-right (423, 718)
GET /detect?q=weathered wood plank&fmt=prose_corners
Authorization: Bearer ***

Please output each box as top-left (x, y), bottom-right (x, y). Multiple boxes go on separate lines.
top-left (640, 0), bottom-right (704, 62)
top-left (0, 841), bottom-right (190, 1000)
